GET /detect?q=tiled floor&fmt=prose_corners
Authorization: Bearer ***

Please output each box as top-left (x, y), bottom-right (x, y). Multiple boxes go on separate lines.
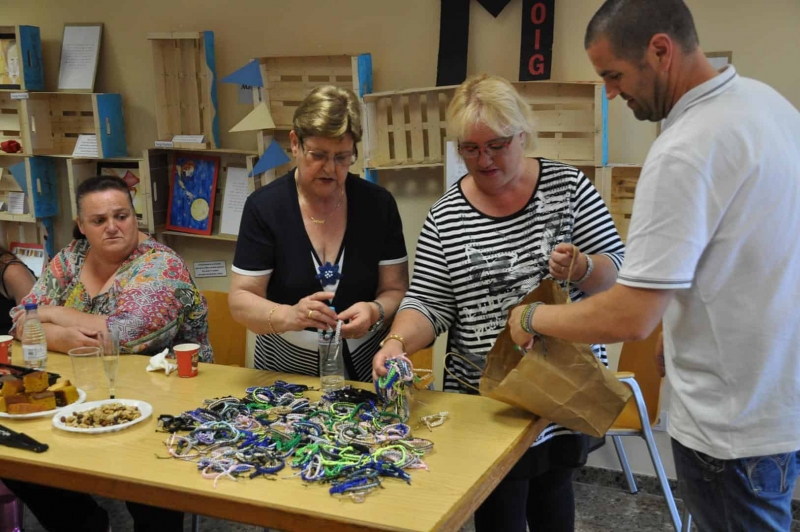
top-left (16, 479), bottom-right (800, 531)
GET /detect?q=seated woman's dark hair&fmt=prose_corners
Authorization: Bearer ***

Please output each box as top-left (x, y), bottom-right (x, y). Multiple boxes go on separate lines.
top-left (72, 175), bottom-right (136, 240)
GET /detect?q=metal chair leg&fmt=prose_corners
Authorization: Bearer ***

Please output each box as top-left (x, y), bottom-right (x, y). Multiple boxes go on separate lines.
top-left (623, 378), bottom-right (682, 532)
top-left (681, 505), bottom-right (692, 532)
top-left (191, 513), bottom-right (200, 532)
top-left (612, 435), bottom-right (638, 494)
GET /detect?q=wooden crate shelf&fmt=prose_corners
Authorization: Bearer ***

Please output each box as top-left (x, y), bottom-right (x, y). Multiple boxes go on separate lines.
top-left (245, 54), bottom-right (372, 184)
top-left (0, 25), bottom-right (44, 91)
top-left (66, 157), bottom-right (154, 232)
top-left (598, 164), bottom-right (642, 241)
top-left (0, 156), bottom-right (57, 223)
top-left (148, 32), bottom-right (219, 149)
top-left (144, 148), bottom-right (258, 241)
top-left (252, 54), bottom-right (372, 135)
top-left (363, 81), bottom-right (607, 170)
top-left (3, 92), bottom-right (127, 157)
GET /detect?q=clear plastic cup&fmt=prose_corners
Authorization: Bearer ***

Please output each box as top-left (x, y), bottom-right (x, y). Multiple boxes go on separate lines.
top-left (68, 346), bottom-right (102, 392)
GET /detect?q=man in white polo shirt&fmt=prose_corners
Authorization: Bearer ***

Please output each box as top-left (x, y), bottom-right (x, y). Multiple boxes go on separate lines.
top-left (508, 0), bottom-right (800, 530)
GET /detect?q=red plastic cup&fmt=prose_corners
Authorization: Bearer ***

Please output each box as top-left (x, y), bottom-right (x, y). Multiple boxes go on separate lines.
top-left (174, 343), bottom-right (200, 378)
top-left (0, 336), bottom-right (13, 365)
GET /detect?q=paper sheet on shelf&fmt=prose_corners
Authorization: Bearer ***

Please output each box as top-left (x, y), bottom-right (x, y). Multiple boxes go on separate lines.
top-left (58, 25), bottom-right (102, 90)
top-left (219, 167), bottom-right (250, 235)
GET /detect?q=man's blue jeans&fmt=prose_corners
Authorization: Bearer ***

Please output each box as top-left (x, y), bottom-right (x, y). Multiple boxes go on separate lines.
top-left (672, 438), bottom-right (799, 531)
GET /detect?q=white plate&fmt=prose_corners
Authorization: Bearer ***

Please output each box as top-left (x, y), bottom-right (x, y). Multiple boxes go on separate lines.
top-left (0, 388), bottom-right (87, 419)
top-left (52, 399), bottom-right (153, 434)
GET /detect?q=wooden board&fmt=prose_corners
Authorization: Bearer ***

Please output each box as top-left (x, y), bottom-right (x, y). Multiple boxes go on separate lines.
top-left (364, 81), bottom-right (605, 170)
top-left (598, 164), bottom-right (642, 241)
top-left (148, 32), bottom-right (218, 148)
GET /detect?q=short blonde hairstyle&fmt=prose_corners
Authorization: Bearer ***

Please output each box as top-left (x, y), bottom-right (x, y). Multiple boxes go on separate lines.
top-left (293, 86), bottom-right (362, 151)
top-left (446, 74), bottom-right (538, 151)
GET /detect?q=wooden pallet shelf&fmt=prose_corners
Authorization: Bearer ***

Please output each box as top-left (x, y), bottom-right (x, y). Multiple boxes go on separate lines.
top-left (0, 26), bottom-right (44, 91)
top-left (0, 91), bottom-right (127, 157)
top-left (363, 81), bottom-right (607, 170)
top-left (148, 32), bottom-right (219, 149)
top-left (246, 54), bottom-right (372, 182)
top-left (597, 164), bottom-right (642, 241)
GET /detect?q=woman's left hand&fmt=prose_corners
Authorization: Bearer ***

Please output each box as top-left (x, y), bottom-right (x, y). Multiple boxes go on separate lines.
top-left (338, 302), bottom-right (378, 339)
top-left (549, 243), bottom-right (587, 282)
top-left (509, 304), bottom-right (536, 349)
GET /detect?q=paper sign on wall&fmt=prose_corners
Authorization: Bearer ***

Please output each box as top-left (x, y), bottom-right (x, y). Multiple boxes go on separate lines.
top-left (72, 134), bottom-right (99, 158)
top-left (220, 167), bottom-right (250, 236)
top-left (193, 260), bottom-right (227, 278)
top-left (7, 192), bottom-right (26, 215)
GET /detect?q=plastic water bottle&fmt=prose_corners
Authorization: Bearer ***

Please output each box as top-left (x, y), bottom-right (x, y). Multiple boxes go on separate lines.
top-left (319, 307), bottom-right (344, 392)
top-left (21, 303), bottom-right (47, 370)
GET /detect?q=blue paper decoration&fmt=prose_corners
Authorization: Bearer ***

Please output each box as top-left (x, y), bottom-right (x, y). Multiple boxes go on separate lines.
top-left (250, 139), bottom-right (291, 177)
top-left (221, 60), bottom-right (263, 88)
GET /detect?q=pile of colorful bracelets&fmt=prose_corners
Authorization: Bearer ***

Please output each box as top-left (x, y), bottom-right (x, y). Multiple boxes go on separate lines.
top-left (158, 370), bottom-right (433, 503)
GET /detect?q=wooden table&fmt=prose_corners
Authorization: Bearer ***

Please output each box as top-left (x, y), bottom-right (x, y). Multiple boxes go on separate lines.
top-left (0, 350), bottom-right (546, 531)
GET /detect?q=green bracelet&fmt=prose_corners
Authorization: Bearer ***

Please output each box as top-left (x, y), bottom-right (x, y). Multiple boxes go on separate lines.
top-left (521, 302), bottom-right (544, 335)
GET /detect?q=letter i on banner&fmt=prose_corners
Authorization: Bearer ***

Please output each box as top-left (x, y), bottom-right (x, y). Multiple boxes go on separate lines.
top-left (519, 0), bottom-right (556, 81)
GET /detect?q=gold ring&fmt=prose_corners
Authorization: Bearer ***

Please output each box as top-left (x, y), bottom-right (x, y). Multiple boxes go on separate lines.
top-left (308, 310), bottom-right (315, 319)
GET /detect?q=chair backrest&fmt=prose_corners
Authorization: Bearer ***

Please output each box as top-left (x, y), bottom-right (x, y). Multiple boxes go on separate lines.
top-left (202, 290), bottom-right (247, 367)
top-left (617, 324), bottom-right (663, 427)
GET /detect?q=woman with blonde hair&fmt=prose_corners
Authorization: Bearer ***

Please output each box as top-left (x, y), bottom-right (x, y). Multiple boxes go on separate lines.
top-left (373, 74), bottom-right (625, 531)
top-left (230, 85), bottom-right (408, 380)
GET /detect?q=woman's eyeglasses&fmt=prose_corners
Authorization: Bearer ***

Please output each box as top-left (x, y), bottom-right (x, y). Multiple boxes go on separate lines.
top-left (300, 140), bottom-right (357, 168)
top-left (457, 136), bottom-right (515, 159)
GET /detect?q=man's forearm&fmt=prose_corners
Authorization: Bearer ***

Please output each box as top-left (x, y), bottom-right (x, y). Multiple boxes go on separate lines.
top-left (533, 284), bottom-right (673, 344)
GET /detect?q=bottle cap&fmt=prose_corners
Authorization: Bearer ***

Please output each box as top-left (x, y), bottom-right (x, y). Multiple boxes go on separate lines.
top-left (24, 303), bottom-right (37, 311)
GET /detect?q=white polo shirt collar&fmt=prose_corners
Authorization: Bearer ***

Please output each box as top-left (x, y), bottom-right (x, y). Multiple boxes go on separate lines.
top-left (663, 65), bottom-right (738, 132)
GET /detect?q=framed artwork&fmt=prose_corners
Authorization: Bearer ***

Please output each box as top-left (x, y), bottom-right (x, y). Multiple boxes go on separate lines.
top-left (166, 154), bottom-right (219, 235)
top-left (0, 33), bottom-right (21, 89)
top-left (57, 23), bottom-right (103, 92)
top-left (97, 162), bottom-right (143, 222)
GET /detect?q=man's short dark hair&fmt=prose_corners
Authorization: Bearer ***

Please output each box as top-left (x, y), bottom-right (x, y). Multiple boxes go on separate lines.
top-left (585, 0), bottom-right (699, 60)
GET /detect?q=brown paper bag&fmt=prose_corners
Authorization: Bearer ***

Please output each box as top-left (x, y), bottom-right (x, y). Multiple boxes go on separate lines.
top-left (480, 280), bottom-right (632, 437)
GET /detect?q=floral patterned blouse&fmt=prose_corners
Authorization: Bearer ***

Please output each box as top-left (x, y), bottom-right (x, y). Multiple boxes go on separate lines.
top-left (13, 238), bottom-right (212, 362)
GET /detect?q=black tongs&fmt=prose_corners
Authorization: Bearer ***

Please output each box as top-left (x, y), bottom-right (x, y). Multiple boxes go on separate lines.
top-left (0, 424), bottom-right (48, 453)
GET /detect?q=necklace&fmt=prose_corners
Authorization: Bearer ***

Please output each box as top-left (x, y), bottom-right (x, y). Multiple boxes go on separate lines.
top-left (297, 184), bottom-right (345, 225)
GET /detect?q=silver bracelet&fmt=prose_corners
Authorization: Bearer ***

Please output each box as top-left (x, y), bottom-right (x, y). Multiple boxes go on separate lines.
top-left (574, 254), bottom-right (594, 285)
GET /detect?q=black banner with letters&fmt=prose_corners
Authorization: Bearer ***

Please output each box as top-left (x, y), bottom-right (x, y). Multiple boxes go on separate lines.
top-left (436, 0), bottom-right (471, 86)
top-left (519, 0), bottom-right (556, 81)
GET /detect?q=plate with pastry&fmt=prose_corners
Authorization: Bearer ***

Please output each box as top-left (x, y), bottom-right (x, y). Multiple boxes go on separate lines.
top-left (52, 399), bottom-right (152, 434)
top-left (0, 372), bottom-right (86, 419)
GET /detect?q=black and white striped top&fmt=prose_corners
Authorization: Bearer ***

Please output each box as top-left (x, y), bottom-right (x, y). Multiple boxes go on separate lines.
top-left (400, 159), bottom-right (625, 445)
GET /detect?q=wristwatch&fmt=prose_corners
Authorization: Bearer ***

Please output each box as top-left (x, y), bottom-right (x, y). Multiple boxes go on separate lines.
top-left (368, 300), bottom-right (385, 332)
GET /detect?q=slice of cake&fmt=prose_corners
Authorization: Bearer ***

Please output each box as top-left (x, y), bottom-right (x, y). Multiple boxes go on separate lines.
top-left (47, 380), bottom-right (73, 392)
top-left (23, 371), bottom-right (49, 393)
top-left (53, 385), bottom-right (80, 407)
top-left (1, 377), bottom-right (24, 397)
top-left (4, 393), bottom-right (29, 406)
top-left (7, 403), bottom-right (48, 414)
top-left (29, 391), bottom-right (57, 411)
